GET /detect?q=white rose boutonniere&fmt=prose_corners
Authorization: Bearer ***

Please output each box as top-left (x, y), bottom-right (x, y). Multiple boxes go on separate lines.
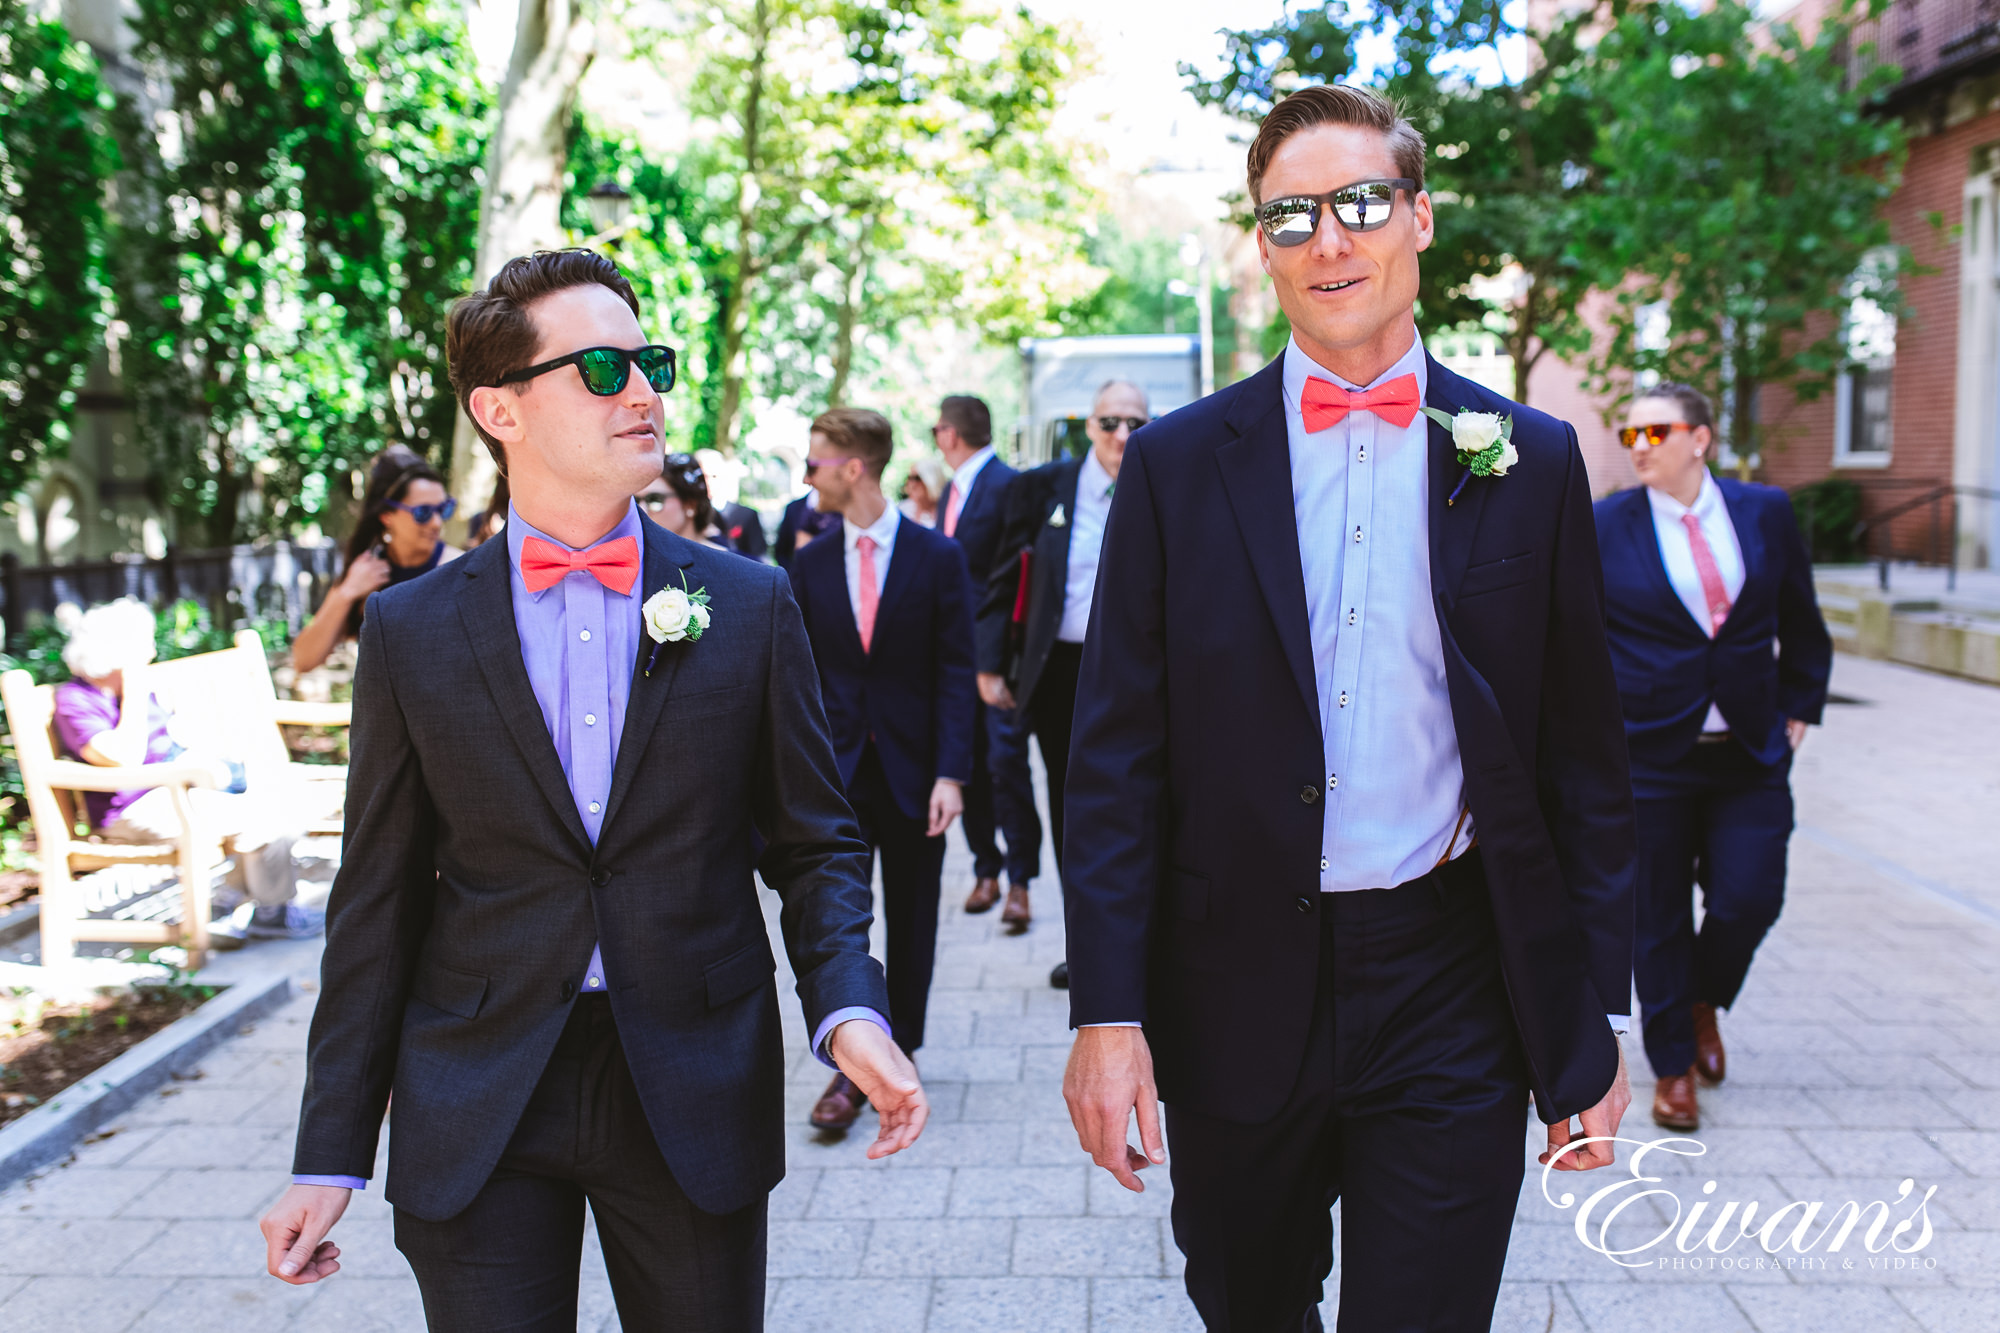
top-left (1423, 406), bottom-right (1518, 505)
top-left (641, 574), bottom-right (713, 676)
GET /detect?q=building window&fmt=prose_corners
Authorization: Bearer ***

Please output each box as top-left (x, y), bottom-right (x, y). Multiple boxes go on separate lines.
top-left (1835, 249), bottom-right (1897, 468)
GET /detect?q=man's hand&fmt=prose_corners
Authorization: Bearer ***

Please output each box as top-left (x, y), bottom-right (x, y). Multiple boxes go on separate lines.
top-left (261, 1183), bottom-right (351, 1284)
top-left (977, 672), bottom-right (1016, 710)
top-left (927, 778), bottom-right (964, 837)
top-left (1540, 1045), bottom-right (1631, 1171)
top-left (1786, 718), bottom-right (1808, 751)
top-left (1063, 1025), bottom-right (1165, 1192)
top-left (828, 1019), bottom-right (930, 1159)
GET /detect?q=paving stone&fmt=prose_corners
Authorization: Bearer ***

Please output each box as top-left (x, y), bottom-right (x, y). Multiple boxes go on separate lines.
top-left (1491, 1282), bottom-right (1590, 1333)
top-left (806, 1166), bottom-right (952, 1219)
top-left (116, 1168), bottom-right (288, 1220)
top-left (1729, 1284), bottom-right (1924, 1333)
top-left (887, 1120), bottom-right (1022, 1168)
top-left (125, 1275), bottom-right (324, 1331)
top-left (1009, 1217), bottom-right (1160, 1277)
top-left (113, 1216), bottom-right (271, 1277)
top-left (115, 1084), bottom-right (281, 1129)
top-left (0, 1274), bottom-right (169, 1332)
top-left (0, 1217), bottom-right (167, 1276)
top-left (1085, 1168), bottom-right (1173, 1218)
top-left (949, 1166), bottom-right (1086, 1217)
top-left (1019, 1118), bottom-right (1091, 1167)
top-left (862, 1218), bottom-right (1013, 1277)
top-left (1562, 1281), bottom-right (1756, 1332)
top-left (287, 1276), bottom-right (429, 1332)
top-left (1926, 1132), bottom-right (2000, 1178)
top-left (769, 1220), bottom-right (869, 1277)
top-left (1803, 1089), bottom-right (1969, 1130)
top-left (928, 1276), bottom-right (1088, 1332)
top-left (765, 1276), bottom-right (932, 1333)
top-left (1933, 1089), bottom-right (2000, 1130)
top-left (1821, 1055), bottom-right (1974, 1091)
top-left (1087, 1276), bottom-right (1205, 1332)
top-left (1890, 1287), bottom-right (2000, 1333)
top-left (1503, 1221), bottom-right (1638, 1282)
top-left (118, 1122), bottom-right (296, 1171)
top-left (1799, 1130), bottom-right (1967, 1178)
top-left (769, 1168), bottom-right (819, 1221)
top-left (915, 1045), bottom-right (1025, 1083)
top-left (2, 1166), bottom-right (167, 1218)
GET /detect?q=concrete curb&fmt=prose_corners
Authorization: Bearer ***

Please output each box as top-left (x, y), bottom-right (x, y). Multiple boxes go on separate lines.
top-left (0, 968), bottom-right (293, 1190)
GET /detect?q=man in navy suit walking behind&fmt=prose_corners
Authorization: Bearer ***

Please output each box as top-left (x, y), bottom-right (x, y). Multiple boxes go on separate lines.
top-left (1595, 383), bottom-right (1831, 1132)
top-left (791, 408), bottom-right (978, 1130)
top-left (1061, 85), bottom-right (1638, 1331)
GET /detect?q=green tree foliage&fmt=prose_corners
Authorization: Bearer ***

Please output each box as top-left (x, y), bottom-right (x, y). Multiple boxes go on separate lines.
top-left (114, 0), bottom-right (388, 547)
top-left (0, 3), bottom-right (115, 496)
top-left (1574, 0), bottom-right (1906, 457)
top-left (1184, 0), bottom-right (1607, 404)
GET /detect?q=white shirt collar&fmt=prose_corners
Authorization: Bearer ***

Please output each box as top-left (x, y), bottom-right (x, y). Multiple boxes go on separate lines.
top-left (1644, 471), bottom-right (1722, 523)
top-left (1078, 446), bottom-right (1115, 502)
top-left (842, 504), bottom-right (901, 552)
top-left (951, 444), bottom-right (997, 488)
top-left (1281, 331), bottom-right (1429, 418)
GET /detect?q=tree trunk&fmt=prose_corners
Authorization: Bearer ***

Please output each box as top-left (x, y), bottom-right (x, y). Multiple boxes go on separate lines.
top-left (827, 220), bottom-right (871, 408)
top-left (447, 0), bottom-right (598, 523)
top-left (1731, 369), bottom-right (1758, 481)
top-left (1509, 280), bottom-right (1539, 405)
top-left (711, 0), bottom-right (773, 456)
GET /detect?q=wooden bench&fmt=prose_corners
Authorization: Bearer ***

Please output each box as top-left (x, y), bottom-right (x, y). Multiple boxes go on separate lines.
top-left (2, 629), bottom-right (350, 971)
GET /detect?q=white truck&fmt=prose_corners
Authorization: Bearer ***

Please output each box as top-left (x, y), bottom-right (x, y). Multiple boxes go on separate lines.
top-left (1016, 335), bottom-right (1205, 466)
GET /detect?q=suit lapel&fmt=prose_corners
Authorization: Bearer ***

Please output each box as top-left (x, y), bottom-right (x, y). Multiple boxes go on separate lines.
top-left (1215, 363), bottom-right (1319, 727)
top-left (599, 524), bottom-right (696, 836)
top-left (872, 516), bottom-right (918, 641)
top-left (1424, 357), bottom-right (1493, 606)
top-left (808, 534), bottom-right (867, 660)
top-left (454, 539), bottom-right (592, 855)
top-left (1623, 488), bottom-right (1693, 632)
top-left (1718, 479), bottom-right (1765, 617)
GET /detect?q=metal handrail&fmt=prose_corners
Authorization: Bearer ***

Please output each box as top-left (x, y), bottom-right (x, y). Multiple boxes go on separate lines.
top-left (1849, 483), bottom-right (2000, 592)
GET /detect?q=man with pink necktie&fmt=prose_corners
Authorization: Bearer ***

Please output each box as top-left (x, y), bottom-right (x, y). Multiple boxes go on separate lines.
top-left (791, 408), bottom-right (978, 1131)
top-left (1595, 381), bottom-right (1831, 1132)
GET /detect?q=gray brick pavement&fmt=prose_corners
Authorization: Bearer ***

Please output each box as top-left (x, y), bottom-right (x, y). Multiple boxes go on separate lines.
top-left (1, 654), bottom-right (1994, 1330)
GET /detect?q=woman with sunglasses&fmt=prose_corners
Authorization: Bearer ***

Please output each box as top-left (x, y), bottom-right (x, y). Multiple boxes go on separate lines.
top-left (637, 452), bottom-right (736, 552)
top-left (1592, 382), bottom-right (1831, 1134)
top-left (291, 445), bottom-right (461, 673)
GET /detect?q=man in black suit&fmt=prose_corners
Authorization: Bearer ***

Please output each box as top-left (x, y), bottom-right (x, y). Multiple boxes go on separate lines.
top-left (790, 407), bottom-right (977, 1130)
top-left (260, 250), bottom-right (927, 1331)
top-left (1061, 87), bottom-right (1636, 1331)
top-left (977, 380), bottom-right (1147, 989)
top-left (774, 490), bottom-right (839, 569)
top-left (933, 394), bottom-right (1040, 928)
top-left (719, 499), bottom-right (769, 560)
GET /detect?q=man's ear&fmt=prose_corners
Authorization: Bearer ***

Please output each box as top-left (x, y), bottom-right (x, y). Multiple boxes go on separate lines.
top-left (468, 385), bottom-right (524, 447)
top-left (1412, 189), bottom-right (1435, 253)
top-left (1692, 424), bottom-right (1713, 458)
top-left (1255, 226), bottom-right (1272, 277)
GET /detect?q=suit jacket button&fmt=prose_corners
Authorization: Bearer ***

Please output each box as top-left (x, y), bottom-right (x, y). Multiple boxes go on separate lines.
top-left (561, 980), bottom-right (577, 1002)
top-left (591, 869), bottom-right (611, 888)
top-left (1296, 896), bottom-right (1314, 913)
top-left (1300, 785), bottom-right (1320, 804)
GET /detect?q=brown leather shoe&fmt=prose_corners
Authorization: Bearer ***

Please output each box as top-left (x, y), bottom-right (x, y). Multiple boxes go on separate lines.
top-left (1651, 1066), bottom-right (1700, 1131)
top-left (1001, 884), bottom-right (1032, 932)
top-left (1692, 1002), bottom-right (1727, 1086)
top-left (810, 1073), bottom-right (867, 1131)
top-left (964, 877), bottom-right (1002, 914)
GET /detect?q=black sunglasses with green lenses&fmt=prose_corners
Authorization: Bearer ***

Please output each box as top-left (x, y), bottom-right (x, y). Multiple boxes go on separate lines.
top-left (1256, 178), bottom-right (1417, 246)
top-left (496, 344), bottom-right (678, 396)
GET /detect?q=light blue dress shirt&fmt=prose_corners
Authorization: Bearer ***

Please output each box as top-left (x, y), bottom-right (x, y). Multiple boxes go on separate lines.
top-left (1283, 335), bottom-right (1473, 892)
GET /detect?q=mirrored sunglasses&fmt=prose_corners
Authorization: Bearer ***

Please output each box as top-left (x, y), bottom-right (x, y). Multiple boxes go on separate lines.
top-left (386, 497), bottom-right (458, 525)
top-left (496, 344), bottom-right (678, 397)
top-left (1256, 178), bottom-right (1417, 246)
top-left (1617, 422), bottom-right (1688, 448)
top-left (1094, 416), bottom-right (1148, 433)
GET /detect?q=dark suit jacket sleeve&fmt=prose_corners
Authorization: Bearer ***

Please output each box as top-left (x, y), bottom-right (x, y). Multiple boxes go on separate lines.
top-left (1770, 493), bottom-right (1832, 726)
top-left (1062, 440), bottom-right (1168, 1026)
top-left (1538, 428), bottom-right (1638, 1021)
top-left (751, 571), bottom-right (891, 1034)
top-left (977, 470), bottom-right (1043, 674)
top-left (294, 605), bottom-right (439, 1178)
top-left (934, 541), bottom-right (978, 785)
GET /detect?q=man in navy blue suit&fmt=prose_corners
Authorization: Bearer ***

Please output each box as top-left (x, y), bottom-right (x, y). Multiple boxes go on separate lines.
top-left (933, 395), bottom-right (1041, 929)
top-left (790, 408), bottom-right (978, 1131)
top-left (1594, 382), bottom-right (1831, 1132)
top-left (1060, 85), bottom-right (1637, 1332)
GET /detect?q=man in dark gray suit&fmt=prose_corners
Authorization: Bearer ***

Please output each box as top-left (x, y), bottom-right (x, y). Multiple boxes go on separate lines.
top-left (260, 249), bottom-right (927, 1331)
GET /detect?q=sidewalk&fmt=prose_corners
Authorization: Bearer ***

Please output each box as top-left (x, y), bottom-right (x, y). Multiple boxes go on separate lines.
top-left (1, 652), bottom-right (1994, 1331)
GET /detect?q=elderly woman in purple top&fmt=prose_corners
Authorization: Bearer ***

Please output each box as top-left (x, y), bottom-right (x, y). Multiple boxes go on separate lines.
top-left (51, 599), bottom-right (320, 941)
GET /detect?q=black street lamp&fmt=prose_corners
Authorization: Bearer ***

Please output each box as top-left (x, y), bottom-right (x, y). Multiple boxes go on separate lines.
top-left (585, 181), bottom-right (634, 243)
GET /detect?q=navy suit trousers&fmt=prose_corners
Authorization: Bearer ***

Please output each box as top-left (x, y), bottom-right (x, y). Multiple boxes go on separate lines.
top-left (1633, 742), bottom-right (1793, 1080)
top-left (850, 744), bottom-right (948, 1053)
top-left (963, 700), bottom-right (1040, 884)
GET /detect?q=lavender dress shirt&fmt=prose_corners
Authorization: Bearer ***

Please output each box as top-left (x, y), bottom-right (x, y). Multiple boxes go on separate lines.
top-left (296, 502), bottom-right (883, 1191)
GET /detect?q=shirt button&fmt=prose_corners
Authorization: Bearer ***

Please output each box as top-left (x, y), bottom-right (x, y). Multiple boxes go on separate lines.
top-left (1348, 609), bottom-right (1356, 626)
top-left (1300, 785), bottom-right (1319, 805)
top-left (588, 801), bottom-right (601, 814)
top-left (585, 713), bottom-right (597, 726)
top-left (1329, 773), bottom-right (1339, 788)
top-left (1319, 855), bottom-right (1329, 871)
top-left (586, 976), bottom-right (601, 989)
top-left (579, 629), bottom-right (592, 642)
top-left (1296, 896), bottom-right (1314, 913)
top-left (1354, 526), bottom-right (1363, 543)
top-left (1339, 692), bottom-right (1349, 708)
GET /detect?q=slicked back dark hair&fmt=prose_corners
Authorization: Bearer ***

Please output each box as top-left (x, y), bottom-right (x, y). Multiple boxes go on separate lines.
top-left (938, 395), bottom-right (992, 450)
top-left (1246, 83), bottom-right (1427, 205)
top-left (446, 249), bottom-right (642, 474)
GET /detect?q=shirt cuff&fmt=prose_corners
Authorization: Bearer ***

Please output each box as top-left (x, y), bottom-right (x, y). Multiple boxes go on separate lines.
top-left (813, 1006), bottom-right (892, 1068)
top-left (1079, 1021), bottom-right (1142, 1028)
top-left (1608, 1014), bottom-right (1630, 1034)
top-left (293, 1175), bottom-right (366, 1190)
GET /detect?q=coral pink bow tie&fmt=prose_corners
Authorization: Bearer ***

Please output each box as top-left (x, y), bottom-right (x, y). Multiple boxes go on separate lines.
top-left (519, 535), bottom-right (641, 595)
top-left (1300, 373), bottom-right (1422, 432)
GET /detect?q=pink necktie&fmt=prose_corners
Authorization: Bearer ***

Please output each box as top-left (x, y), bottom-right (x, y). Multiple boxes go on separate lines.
top-left (942, 482), bottom-right (963, 538)
top-left (856, 536), bottom-right (880, 653)
top-left (1681, 513), bottom-right (1732, 636)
